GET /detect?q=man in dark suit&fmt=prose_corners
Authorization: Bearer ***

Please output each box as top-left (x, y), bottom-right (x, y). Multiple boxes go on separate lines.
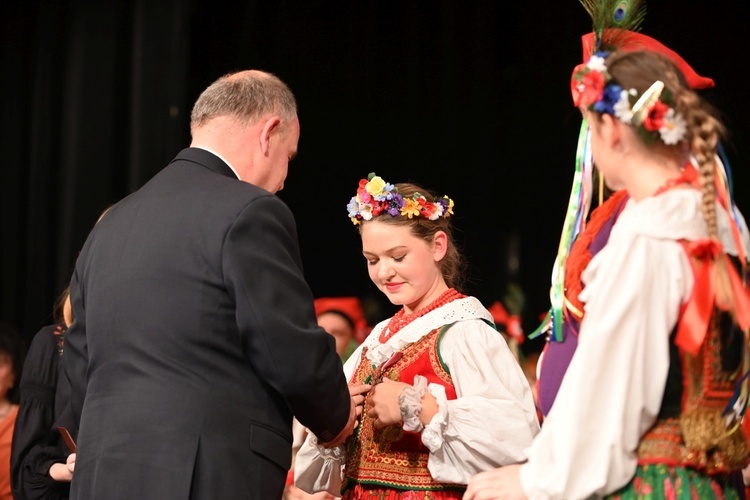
top-left (65, 70), bottom-right (367, 499)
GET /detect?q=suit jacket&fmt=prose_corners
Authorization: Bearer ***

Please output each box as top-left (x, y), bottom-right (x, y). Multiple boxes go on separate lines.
top-left (64, 148), bottom-right (351, 499)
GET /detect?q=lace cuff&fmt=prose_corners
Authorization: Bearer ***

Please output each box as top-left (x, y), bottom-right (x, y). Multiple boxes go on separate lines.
top-left (399, 375), bottom-right (428, 432)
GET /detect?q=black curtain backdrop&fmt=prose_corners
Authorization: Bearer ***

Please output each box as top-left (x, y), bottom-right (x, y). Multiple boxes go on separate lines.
top-left (2, 1), bottom-right (749, 353)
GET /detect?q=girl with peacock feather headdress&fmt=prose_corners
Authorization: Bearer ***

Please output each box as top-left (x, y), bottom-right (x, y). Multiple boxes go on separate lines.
top-left (464, 1), bottom-right (750, 498)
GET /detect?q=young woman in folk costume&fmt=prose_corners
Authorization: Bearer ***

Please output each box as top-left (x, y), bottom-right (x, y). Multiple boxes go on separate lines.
top-left (532, 1), bottom-right (723, 421)
top-left (295, 174), bottom-right (539, 499)
top-left (464, 14), bottom-right (750, 500)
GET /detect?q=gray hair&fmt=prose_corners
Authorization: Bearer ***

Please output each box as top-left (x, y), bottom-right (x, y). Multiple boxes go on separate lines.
top-left (190, 70), bottom-right (297, 133)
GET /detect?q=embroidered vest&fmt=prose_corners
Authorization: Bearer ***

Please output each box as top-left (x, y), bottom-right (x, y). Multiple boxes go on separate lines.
top-left (342, 326), bottom-right (463, 495)
top-left (636, 253), bottom-right (749, 474)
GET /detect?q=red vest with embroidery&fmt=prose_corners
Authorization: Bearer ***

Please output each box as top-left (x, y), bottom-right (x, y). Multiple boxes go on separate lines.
top-left (342, 326), bottom-right (463, 495)
top-left (636, 243), bottom-right (750, 474)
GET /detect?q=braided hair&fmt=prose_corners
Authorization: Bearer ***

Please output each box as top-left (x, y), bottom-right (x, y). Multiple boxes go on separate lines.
top-left (605, 50), bottom-right (737, 311)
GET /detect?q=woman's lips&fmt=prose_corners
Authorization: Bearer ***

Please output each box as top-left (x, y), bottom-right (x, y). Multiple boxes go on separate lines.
top-left (385, 282), bottom-right (403, 292)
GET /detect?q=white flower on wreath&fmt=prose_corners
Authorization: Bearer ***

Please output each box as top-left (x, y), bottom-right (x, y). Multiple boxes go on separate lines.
top-left (360, 203), bottom-right (374, 220)
top-left (587, 55), bottom-right (607, 72)
top-left (613, 89), bottom-right (634, 124)
top-left (659, 108), bottom-right (687, 145)
top-left (431, 204), bottom-right (444, 220)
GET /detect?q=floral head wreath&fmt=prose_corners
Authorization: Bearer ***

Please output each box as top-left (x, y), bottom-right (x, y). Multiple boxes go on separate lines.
top-left (346, 173), bottom-right (454, 225)
top-left (571, 51), bottom-right (687, 145)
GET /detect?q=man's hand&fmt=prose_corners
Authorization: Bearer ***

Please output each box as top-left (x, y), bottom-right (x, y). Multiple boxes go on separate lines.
top-left (319, 383), bottom-right (370, 448)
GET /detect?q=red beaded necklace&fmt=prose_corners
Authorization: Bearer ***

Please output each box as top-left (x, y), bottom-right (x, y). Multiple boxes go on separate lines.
top-left (379, 288), bottom-right (465, 343)
top-left (653, 162), bottom-right (699, 197)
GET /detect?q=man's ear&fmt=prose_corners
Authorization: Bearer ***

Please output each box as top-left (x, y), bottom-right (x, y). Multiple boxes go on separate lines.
top-left (259, 116), bottom-right (282, 156)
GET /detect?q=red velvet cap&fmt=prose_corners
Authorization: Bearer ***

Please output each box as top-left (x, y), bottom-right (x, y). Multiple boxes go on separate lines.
top-left (580, 30), bottom-right (714, 90)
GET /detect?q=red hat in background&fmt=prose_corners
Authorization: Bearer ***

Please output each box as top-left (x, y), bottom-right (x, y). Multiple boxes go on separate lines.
top-left (488, 300), bottom-right (524, 345)
top-left (314, 297), bottom-right (369, 344)
top-left (580, 30), bottom-right (714, 90)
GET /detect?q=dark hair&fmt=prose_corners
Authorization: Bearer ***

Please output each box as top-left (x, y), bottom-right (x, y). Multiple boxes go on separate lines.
top-left (317, 309), bottom-right (356, 332)
top-left (0, 322), bottom-right (25, 404)
top-left (360, 182), bottom-right (466, 291)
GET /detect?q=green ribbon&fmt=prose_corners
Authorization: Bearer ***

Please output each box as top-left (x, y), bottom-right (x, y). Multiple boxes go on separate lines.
top-left (529, 118), bottom-right (589, 342)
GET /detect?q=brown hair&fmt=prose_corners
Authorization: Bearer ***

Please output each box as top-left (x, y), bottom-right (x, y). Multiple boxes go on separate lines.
top-left (603, 50), bottom-right (736, 310)
top-left (53, 285), bottom-right (71, 326)
top-left (360, 182), bottom-right (466, 291)
top-left (190, 70), bottom-right (297, 134)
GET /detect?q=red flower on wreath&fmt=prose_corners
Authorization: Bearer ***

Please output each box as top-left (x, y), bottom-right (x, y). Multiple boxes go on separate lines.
top-left (571, 67), bottom-right (606, 108)
top-left (643, 101), bottom-right (669, 131)
top-left (417, 196), bottom-right (435, 218)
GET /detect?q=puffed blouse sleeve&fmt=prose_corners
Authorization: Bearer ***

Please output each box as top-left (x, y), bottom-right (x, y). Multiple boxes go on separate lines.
top-left (11, 325), bottom-right (71, 500)
top-left (422, 318), bottom-right (540, 484)
top-left (518, 234), bottom-right (692, 499)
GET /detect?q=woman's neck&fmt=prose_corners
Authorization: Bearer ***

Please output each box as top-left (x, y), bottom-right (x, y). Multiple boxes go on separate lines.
top-left (622, 153), bottom-right (688, 201)
top-left (404, 282), bottom-right (450, 315)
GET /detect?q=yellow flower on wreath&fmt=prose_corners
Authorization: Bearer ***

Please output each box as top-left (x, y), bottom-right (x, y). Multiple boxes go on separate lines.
top-left (400, 198), bottom-right (421, 219)
top-left (365, 176), bottom-right (386, 196)
top-left (445, 197), bottom-right (454, 216)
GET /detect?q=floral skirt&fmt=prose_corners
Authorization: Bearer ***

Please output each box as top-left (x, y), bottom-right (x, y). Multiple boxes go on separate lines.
top-left (606, 464), bottom-right (743, 500)
top-left (341, 484), bottom-right (464, 499)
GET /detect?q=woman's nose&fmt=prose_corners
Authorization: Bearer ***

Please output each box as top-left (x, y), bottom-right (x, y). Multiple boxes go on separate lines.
top-left (378, 261), bottom-right (395, 280)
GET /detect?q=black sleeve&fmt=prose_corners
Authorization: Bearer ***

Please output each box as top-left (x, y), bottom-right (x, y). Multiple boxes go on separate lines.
top-left (11, 326), bottom-right (71, 500)
top-left (222, 195), bottom-right (351, 442)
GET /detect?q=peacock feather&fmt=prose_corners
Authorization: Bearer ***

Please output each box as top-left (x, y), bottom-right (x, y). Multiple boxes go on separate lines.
top-left (579, 0), bottom-right (647, 52)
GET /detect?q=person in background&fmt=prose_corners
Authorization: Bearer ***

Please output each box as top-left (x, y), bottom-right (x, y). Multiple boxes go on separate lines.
top-left (64, 69), bottom-right (360, 500)
top-left (11, 287), bottom-right (76, 500)
top-left (0, 322), bottom-right (25, 500)
top-left (295, 173), bottom-right (539, 498)
top-left (314, 297), bottom-right (367, 362)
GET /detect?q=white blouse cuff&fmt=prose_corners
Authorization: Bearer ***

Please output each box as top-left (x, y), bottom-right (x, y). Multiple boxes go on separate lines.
top-left (294, 436), bottom-right (345, 495)
top-left (421, 383), bottom-right (448, 452)
top-left (308, 435), bottom-right (346, 459)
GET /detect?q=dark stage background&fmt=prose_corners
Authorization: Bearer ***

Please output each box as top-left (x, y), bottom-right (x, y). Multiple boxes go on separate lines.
top-left (2, 1), bottom-right (749, 353)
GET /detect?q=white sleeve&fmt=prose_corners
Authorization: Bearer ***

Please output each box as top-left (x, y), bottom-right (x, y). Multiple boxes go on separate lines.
top-left (423, 319), bottom-right (541, 484)
top-left (293, 346), bottom-right (365, 494)
top-left (519, 235), bottom-right (693, 499)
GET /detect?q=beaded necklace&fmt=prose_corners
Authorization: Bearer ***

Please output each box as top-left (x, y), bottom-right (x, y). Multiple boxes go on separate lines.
top-left (652, 162), bottom-right (699, 197)
top-left (379, 288), bottom-right (465, 343)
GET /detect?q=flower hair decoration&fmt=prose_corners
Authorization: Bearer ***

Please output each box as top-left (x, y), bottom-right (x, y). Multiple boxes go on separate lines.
top-left (571, 52), bottom-right (687, 145)
top-left (346, 173), bottom-right (454, 225)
